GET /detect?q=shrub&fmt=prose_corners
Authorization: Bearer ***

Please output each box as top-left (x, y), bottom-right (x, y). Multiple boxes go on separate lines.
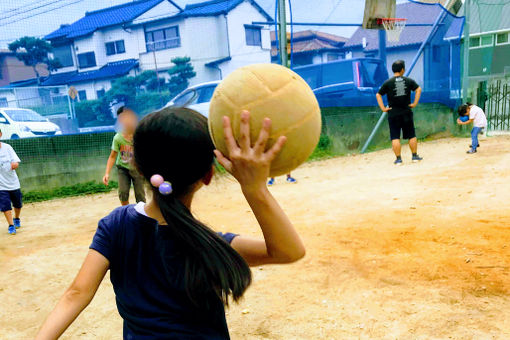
top-left (74, 99), bottom-right (112, 127)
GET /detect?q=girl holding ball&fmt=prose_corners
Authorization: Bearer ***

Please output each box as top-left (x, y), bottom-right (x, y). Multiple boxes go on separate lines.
top-left (36, 108), bottom-right (305, 339)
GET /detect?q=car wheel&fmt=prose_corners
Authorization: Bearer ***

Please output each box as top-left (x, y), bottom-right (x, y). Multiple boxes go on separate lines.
top-left (10, 134), bottom-right (19, 139)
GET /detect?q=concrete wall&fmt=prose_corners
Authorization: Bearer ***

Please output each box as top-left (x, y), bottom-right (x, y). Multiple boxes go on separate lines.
top-left (10, 132), bottom-right (116, 192)
top-left (321, 103), bottom-right (457, 154)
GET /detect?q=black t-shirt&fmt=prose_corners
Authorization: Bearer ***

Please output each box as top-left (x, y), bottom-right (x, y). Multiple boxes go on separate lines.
top-left (378, 76), bottom-right (419, 116)
top-left (90, 205), bottom-right (238, 339)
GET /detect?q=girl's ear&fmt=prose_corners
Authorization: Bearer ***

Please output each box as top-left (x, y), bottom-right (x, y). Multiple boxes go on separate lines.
top-left (202, 166), bottom-right (214, 186)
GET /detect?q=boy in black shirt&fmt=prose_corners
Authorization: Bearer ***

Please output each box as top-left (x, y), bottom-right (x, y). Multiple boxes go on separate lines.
top-left (376, 60), bottom-right (423, 165)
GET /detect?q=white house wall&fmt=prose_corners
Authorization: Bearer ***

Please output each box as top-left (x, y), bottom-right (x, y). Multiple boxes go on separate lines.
top-left (73, 33), bottom-right (104, 71)
top-left (102, 26), bottom-right (141, 63)
top-left (220, 1), bottom-right (271, 76)
top-left (138, 18), bottom-right (187, 72)
top-left (132, 1), bottom-right (181, 25)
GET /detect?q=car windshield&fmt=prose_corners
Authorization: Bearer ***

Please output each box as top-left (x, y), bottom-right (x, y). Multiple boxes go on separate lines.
top-left (359, 60), bottom-right (388, 88)
top-left (173, 91), bottom-right (196, 106)
top-left (195, 85), bottom-right (217, 104)
top-left (5, 109), bottom-right (47, 122)
top-left (172, 84), bottom-right (218, 107)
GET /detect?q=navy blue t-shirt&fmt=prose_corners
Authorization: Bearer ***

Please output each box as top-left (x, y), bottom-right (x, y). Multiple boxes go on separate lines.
top-left (90, 205), bottom-right (238, 339)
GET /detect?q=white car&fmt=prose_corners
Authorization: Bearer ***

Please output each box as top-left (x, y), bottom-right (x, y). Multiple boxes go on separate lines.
top-left (165, 81), bottom-right (220, 117)
top-left (0, 108), bottom-right (62, 139)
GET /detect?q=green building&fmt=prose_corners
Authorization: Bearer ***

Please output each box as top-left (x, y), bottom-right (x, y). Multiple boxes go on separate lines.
top-left (459, 0), bottom-right (510, 107)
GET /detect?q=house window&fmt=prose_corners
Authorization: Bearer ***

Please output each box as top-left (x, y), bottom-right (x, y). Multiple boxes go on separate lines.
top-left (327, 53), bottom-right (340, 62)
top-left (245, 25), bottom-right (262, 46)
top-left (496, 32), bottom-right (509, 45)
top-left (146, 26), bottom-right (180, 51)
top-left (77, 52), bottom-right (96, 68)
top-left (470, 35), bottom-right (493, 49)
top-left (105, 40), bottom-right (126, 56)
top-left (78, 90), bottom-right (87, 101)
top-left (96, 89), bottom-right (105, 98)
top-left (481, 35), bottom-right (493, 46)
top-left (432, 45), bottom-right (441, 62)
top-left (469, 36), bottom-right (480, 47)
top-left (52, 45), bottom-right (74, 67)
top-left (0, 97), bottom-right (7, 107)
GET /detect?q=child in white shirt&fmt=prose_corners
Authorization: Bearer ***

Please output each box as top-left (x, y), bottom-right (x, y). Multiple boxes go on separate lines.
top-left (457, 103), bottom-right (488, 154)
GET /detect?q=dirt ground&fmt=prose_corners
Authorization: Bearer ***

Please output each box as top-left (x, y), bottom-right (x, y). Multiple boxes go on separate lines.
top-left (1, 135), bottom-right (510, 340)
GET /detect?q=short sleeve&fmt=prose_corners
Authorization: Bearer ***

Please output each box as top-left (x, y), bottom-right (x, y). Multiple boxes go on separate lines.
top-left (217, 232), bottom-right (238, 244)
top-left (8, 146), bottom-right (20, 163)
top-left (408, 78), bottom-right (419, 91)
top-left (111, 135), bottom-right (120, 152)
top-left (90, 218), bottom-right (113, 261)
top-left (378, 82), bottom-right (388, 95)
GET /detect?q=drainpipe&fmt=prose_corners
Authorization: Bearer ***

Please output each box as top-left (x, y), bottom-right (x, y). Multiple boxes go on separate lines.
top-left (462, 0), bottom-right (470, 102)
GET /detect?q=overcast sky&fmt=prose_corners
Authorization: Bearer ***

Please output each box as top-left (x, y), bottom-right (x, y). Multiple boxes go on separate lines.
top-left (0, 0), bottom-right (372, 49)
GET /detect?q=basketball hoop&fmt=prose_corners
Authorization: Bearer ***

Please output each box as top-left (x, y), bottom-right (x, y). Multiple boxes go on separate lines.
top-left (378, 18), bottom-right (407, 42)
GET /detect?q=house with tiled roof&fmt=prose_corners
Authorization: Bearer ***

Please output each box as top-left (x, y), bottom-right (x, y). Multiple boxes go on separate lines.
top-left (270, 30), bottom-right (348, 67)
top-left (0, 50), bottom-right (49, 89)
top-left (43, 0), bottom-right (272, 101)
top-left (343, 1), bottom-right (463, 93)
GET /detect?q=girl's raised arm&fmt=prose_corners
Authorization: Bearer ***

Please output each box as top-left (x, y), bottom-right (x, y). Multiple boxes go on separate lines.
top-left (36, 249), bottom-right (109, 340)
top-left (214, 111), bottom-right (305, 266)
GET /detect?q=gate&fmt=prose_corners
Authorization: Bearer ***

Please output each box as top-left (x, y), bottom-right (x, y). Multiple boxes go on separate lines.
top-left (487, 81), bottom-right (510, 132)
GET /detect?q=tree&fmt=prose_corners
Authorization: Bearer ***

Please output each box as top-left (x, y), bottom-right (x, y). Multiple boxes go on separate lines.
top-left (8, 36), bottom-right (61, 85)
top-left (167, 57), bottom-right (196, 95)
top-left (105, 70), bottom-right (163, 105)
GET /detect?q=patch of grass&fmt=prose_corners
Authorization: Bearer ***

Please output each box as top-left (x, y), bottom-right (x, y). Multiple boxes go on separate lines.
top-left (23, 181), bottom-right (118, 203)
top-left (308, 134), bottom-right (335, 161)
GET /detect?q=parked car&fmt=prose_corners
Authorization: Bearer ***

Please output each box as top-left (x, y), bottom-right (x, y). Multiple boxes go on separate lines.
top-left (293, 58), bottom-right (389, 107)
top-left (165, 81), bottom-right (221, 117)
top-left (0, 108), bottom-right (62, 139)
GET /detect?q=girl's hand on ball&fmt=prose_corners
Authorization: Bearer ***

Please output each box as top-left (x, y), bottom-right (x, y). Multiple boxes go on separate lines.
top-left (214, 110), bottom-right (286, 193)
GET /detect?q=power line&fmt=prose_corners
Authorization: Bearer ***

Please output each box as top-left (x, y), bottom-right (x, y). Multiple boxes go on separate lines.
top-left (0, 0), bottom-right (76, 21)
top-left (322, 0), bottom-right (343, 24)
top-left (0, 0), bottom-right (84, 27)
top-left (0, 0), bottom-right (49, 16)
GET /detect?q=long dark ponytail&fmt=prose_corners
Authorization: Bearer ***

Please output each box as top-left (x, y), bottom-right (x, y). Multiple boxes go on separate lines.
top-left (133, 107), bottom-right (251, 306)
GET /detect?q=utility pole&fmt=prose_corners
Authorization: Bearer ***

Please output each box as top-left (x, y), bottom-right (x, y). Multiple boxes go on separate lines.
top-left (277, 0), bottom-right (288, 67)
top-left (151, 43), bottom-right (161, 93)
top-left (462, 0), bottom-right (470, 102)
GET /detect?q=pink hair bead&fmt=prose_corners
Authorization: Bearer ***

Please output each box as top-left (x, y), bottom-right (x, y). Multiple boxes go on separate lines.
top-left (150, 174), bottom-right (164, 187)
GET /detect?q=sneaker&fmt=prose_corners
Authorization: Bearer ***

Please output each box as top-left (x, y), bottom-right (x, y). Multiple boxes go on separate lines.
top-left (267, 178), bottom-right (275, 186)
top-left (8, 225), bottom-right (16, 235)
top-left (467, 149), bottom-right (477, 154)
top-left (412, 154), bottom-right (423, 163)
top-left (13, 218), bottom-right (20, 229)
top-left (286, 176), bottom-right (297, 184)
top-left (394, 158), bottom-right (403, 165)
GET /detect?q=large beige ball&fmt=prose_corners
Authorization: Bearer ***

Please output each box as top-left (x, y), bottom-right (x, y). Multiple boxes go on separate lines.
top-left (208, 63), bottom-right (321, 177)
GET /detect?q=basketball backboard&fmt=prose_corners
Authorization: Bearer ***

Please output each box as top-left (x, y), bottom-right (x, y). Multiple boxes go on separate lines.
top-left (362, 0), bottom-right (396, 29)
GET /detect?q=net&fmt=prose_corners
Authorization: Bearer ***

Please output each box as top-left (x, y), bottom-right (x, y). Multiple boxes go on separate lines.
top-left (379, 18), bottom-right (407, 42)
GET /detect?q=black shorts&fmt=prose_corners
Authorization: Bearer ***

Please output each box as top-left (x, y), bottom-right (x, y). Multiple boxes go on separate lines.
top-left (388, 112), bottom-right (416, 140)
top-left (0, 189), bottom-right (22, 212)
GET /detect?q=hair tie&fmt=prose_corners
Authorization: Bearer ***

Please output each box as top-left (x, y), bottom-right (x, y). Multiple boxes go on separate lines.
top-left (150, 174), bottom-right (173, 195)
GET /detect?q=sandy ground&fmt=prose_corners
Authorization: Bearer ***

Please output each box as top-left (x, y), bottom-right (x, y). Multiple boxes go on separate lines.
top-left (1, 135), bottom-right (510, 340)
